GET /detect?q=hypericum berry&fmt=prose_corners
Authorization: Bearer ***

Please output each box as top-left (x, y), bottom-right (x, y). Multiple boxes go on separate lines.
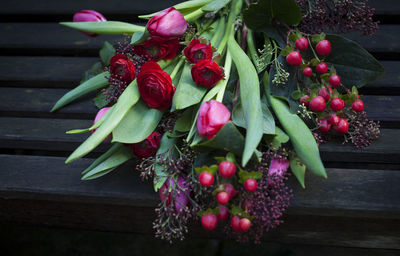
top-left (303, 67), bottom-right (313, 77)
top-left (217, 205), bottom-right (229, 221)
top-left (217, 191), bottom-right (230, 205)
top-left (318, 118), bottom-right (331, 132)
top-left (239, 218), bottom-right (251, 232)
top-left (223, 184), bottom-right (237, 199)
top-left (201, 213), bottom-right (218, 230)
top-left (218, 161), bottom-right (236, 179)
top-left (329, 115), bottom-right (340, 126)
top-left (295, 37), bottom-right (309, 51)
top-left (330, 98), bottom-right (345, 112)
top-left (352, 100), bottom-right (364, 112)
top-left (334, 118), bottom-right (349, 133)
top-left (300, 95), bottom-right (310, 107)
top-left (199, 172), bottom-right (214, 187)
top-left (329, 74), bottom-right (341, 87)
top-left (316, 62), bottom-right (328, 74)
top-left (286, 51), bottom-right (302, 66)
top-left (244, 179), bottom-right (257, 192)
top-left (318, 87), bottom-right (333, 101)
top-left (316, 40), bottom-right (332, 56)
top-left (231, 216), bottom-right (242, 232)
top-left (309, 96), bottom-right (326, 112)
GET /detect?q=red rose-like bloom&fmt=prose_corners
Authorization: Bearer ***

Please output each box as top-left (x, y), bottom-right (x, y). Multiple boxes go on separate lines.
top-left (184, 38), bottom-right (213, 64)
top-left (110, 53), bottom-right (136, 83)
top-left (137, 61), bottom-right (175, 110)
top-left (197, 100), bottom-right (230, 139)
top-left (134, 39), bottom-right (180, 61)
top-left (130, 132), bottom-right (162, 160)
top-left (73, 10), bottom-right (106, 37)
top-left (147, 7), bottom-right (187, 40)
top-left (191, 59), bottom-right (224, 87)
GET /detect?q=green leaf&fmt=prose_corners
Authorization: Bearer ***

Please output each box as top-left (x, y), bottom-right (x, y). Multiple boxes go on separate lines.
top-left (228, 35), bottom-right (263, 166)
top-left (268, 95), bottom-right (327, 178)
top-left (289, 156), bottom-right (306, 188)
top-left (112, 100), bottom-right (163, 143)
top-left (66, 80), bottom-right (141, 163)
top-left (130, 29), bottom-right (149, 45)
top-left (99, 41), bottom-right (116, 66)
top-left (238, 170), bottom-right (263, 183)
top-left (81, 62), bottom-right (104, 83)
top-left (51, 71), bottom-right (109, 112)
top-left (324, 34), bottom-right (385, 88)
top-left (173, 63), bottom-right (207, 110)
top-left (139, 0), bottom-right (212, 19)
top-left (82, 143), bottom-right (123, 175)
top-left (232, 101), bottom-right (275, 135)
top-left (93, 93), bottom-right (109, 109)
top-left (174, 107), bottom-right (194, 132)
top-left (60, 21), bottom-right (145, 35)
top-left (67, 106), bottom-right (114, 134)
top-left (311, 32), bottom-right (326, 44)
top-left (291, 90), bottom-right (302, 100)
top-left (202, 0), bottom-right (231, 12)
top-left (280, 46), bottom-right (294, 57)
top-left (82, 145), bottom-right (132, 180)
top-left (272, 0), bottom-right (302, 25)
top-left (195, 165), bottom-right (218, 175)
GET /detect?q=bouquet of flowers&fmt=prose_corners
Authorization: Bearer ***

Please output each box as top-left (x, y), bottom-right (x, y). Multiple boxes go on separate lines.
top-left (52, 0), bottom-right (384, 243)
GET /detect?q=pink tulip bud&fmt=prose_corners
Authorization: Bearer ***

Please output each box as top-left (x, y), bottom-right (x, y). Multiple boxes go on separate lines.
top-left (147, 7), bottom-right (187, 40)
top-left (269, 158), bottom-right (290, 177)
top-left (197, 100), bottom-right (230, 140)
top-left (91, 107), bottom-right (111, 141)
top-left (73, 10), bottom-right (107, 37)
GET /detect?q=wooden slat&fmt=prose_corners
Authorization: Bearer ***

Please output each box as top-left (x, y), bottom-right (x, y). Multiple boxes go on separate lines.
top-left (0, 154), bottom-right (399, 249)
top-left (0, 117), bottom-right (399, 164)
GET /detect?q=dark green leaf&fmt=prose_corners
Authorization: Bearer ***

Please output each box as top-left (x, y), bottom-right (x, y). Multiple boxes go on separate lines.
top-left (202, 0), bottom-right (231, 12)
top-left (174, 107), bottom-right (194, 132)
top-left (289, 156), bottom-right (306, 188)
top-left (311, 32), bottom-right (326, 44)
top-left (93, 93), bottom-right (109, 109)
top-left (81, 62), bottom-right (104, 83)
top-left (99, 41), bottom-right (116, 66)
top-left (263, 126), bottom-right (289, 149)
top-left (271, 0), bottom-right (302, 25)
top-left (81, 143), bottom-right (123, 175)
top-left (232, 101), bottom-right (275, 135)
top-left (291, 90), bottom-right (302, 100)
top-left (280, 46), bottom-right (294, 57)
top-left (130, 29), bottom-right (149, 45)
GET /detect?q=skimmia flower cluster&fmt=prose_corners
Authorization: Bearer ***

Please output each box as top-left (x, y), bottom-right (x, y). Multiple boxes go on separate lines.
top-left (53, 0), bottom-right (384, 243)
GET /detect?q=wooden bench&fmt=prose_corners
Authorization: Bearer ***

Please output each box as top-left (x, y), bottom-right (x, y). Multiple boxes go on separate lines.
top-left (0, 0), bottom-right (399, 254)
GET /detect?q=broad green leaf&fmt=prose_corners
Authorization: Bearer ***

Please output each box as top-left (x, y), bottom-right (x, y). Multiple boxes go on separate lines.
top-left (112, 100), bottom-right (162, 143)
top-left (66, 80), bottom-right (140, 163)
top-left (81, 143), bottom-right (123, 175)
top-left (80, 61), bottom-right (103, 83)
top-left (202, 0), bottom-right (231, 12)
top-left (60, 21), bottom-right (145, 35)
top-left (268, 96), bottom-right (327, 178)
top-left (232, 101), bottom-right (275, 135)
top-left (324, 34), bottom-right (385, 88)
top-left (82, 145), bottom-right (132, 180)
top-left (99, 41), bottom-right (116, 66)
top-left (228, 35), bottom-right (263, 166)
top-left (51, 71), bottom-right (109, 112)
top-left (173, 63), bottom-right (207, 110)
top-left (130, 29), bottom-right (149, 45)
top-left (139, 0), bottom-right (212, 19)
top-left (93, 93), bottom-right (109, 109)
top-left (266, 126), bottom-right (289, 149)
top-left (174, 107), bottom-right (194, 132)
top-left (289, 156), bottom-right (306, 188)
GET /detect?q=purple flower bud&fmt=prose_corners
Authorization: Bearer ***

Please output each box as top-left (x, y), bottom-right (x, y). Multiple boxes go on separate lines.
top-left (91, 107), bottom-right (112, 141)
top-left (158, 176), bottom-right (189, 212)
top-left (269, 158), bottom-right (290, 177)
top-left (147, 7), bottom-right (187, 40)
top-left (73, 10), bottom-right (107, 37)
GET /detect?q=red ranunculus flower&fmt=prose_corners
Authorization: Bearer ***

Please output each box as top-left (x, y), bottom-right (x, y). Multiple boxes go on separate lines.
top-left (184, 38), bottom-right (213, 64)
top-left (134, 39), bottom-right (180, 61)
top-left (137, 61), bottom-right (175, 110)
top-left (73, 10), bottom-right (106, 37)
top-left (191, 59), bottom-right (224, 87)
top-left (147, 7), bottom-right (187, 40)
top-left (197, 100), bottom-right (230, 139)
top-left (109, 53), bottom-right (136, 83)
top-left (129, 132), bottom-right (162, 160)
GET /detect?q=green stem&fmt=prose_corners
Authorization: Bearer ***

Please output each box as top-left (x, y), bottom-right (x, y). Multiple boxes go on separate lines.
top-left (184, 8), bottom-right (204, 22)
top-left (246, 29), bottom-right (258, 67)
top-left (217, 0), bottom-right (243, 55)
top-left (210, 17), bottom-right (225, 46)
top-left (216, 51), bottom-right (233, 102)
top-left (169, 57), bottom-right (185, 80)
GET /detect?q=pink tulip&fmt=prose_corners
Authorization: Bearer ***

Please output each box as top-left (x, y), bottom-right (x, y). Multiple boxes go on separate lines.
top-left (159, 176), bottom-right (190, 212)
top-left (73, 10), bottom-right (107, 37)
top-left (147, 7), bottom-right (187, 40)
top-left (269, 158), bottom-right (290, 177)
top-left (197, 100), bottom-right (230, 140)
top-left (91, 107), bottom-right (111, 141)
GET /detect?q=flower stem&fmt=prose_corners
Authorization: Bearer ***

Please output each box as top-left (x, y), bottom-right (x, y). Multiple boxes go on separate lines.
top-left (217, 0), bottom-right (243, 55)
top-left (184, 8), bottom-right (204, 22)
top-left (210, 17), bottom-right (225, 47)
top-left (216, 50), bottom-right (232, 102)
top-left (170, 57), bottom-right (185, 80)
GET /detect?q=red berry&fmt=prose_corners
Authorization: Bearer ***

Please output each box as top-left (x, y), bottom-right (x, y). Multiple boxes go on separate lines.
top-left (316, 40), bottom-right (331, 56)
top-left (218, 161), bottom-right (236, 178)
top-left (201, 213), bottom-right (218, 230)
top-left (316, 62), bottom-right (328, 74)
top-left (318, 87), bottom-right (332, 101)
top-left (199, 172), bottom-right (214, 187)
top-left (309, 96), bottom-right (326, 112)
top-left (329, 115), bottom-right (340, 126)
top-left (231, 216), bottom-right (242, 232)
top-left (329, 74), bottom-right (341, 87)
top-left (334, 118), bottom-right (349, 133)
top-left (217, 206), bottom-right (229, 222)
top-left (300, 95), bottom-right (310, 107)
top-left (330, 98), bottom-right (345, 112)
top-left (286, 51), bottom-right (302, 66)
top-left (239, 218), bottom-right (251, 232)
top-left (223, 184), bottom-right (237, 199)
top-left (352, 100), bottom-right (364, 112)
top-left (318, 118), bottom-right (331, 132)
top-left (244, 179), bottom-right (257, 192)
top-left (303, 67), bottom-right (313, 77)
top-left (217, 191), bottom-right (230, 205)
top-left (295, 37), bottom-right (309, 51)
